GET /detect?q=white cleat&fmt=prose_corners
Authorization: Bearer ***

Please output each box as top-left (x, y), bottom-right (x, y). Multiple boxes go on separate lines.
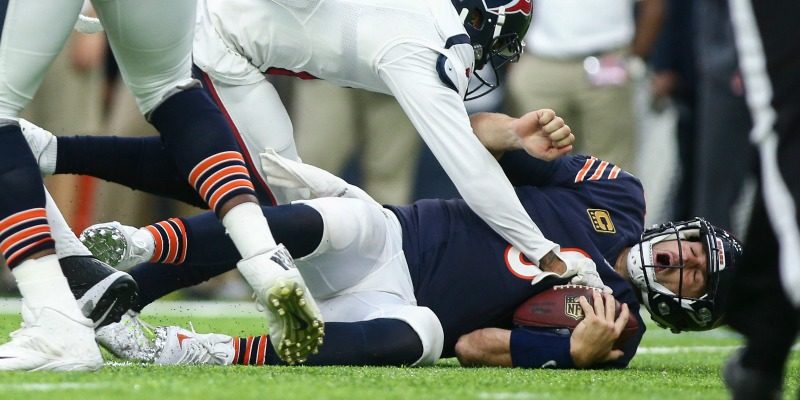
top-left (95, 311), bottom-right (157, 362)
top-left (79, 222), bottom-right (153, 269)
top-left (0, 307), bottom-right (103, 371)
top-left (18, 118), bottom-right (57, 176)
top-left (239, 245), bottom-right (325, 365)
top-left (153, 326), bottom-right (234, 366)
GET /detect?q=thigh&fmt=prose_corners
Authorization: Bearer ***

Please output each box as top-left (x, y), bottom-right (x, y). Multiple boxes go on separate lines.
top-left (506, 55), bottom-right (577, 118)
top-left (293, 81), bottom-right (356, 173)
top-left (0, 0), bottom-right (83, 118)
top-left (92, 0), bottom-right (196, 114)
top-left (295, 197), bottom-right (409, 299)
top-left (361, 92), bottom-right (420, 203)
top-left (578, 82), bottom-right (636, 172)
top-left (203, 75), bottom-right (303, 204)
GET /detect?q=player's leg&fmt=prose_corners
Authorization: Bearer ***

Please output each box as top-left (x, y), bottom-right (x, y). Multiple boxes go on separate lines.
top-left (92, 0), bottom-right (322, 361)
top-left (724, 0), bottom-right (800, 397)
top-left (0, 0), bottom-right (103, 371)
top-left (194, 69), bottom-right (302, 205)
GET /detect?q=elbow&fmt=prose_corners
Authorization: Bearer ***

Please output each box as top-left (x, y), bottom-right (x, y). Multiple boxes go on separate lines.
top-left (454, 333), bottom-right (479, 366)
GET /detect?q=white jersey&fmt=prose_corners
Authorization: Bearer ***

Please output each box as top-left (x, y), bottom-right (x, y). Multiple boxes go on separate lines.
top-left (193, 0), bottom-right (560, 264)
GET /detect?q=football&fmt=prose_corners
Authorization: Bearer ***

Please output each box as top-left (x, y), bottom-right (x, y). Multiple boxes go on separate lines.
top-left (512, 284), bottom-right (639, 349)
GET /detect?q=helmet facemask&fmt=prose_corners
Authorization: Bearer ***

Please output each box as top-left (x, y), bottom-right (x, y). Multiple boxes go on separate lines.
top-left (453, 0), bottom-right (532, 100)
top-left (626, 218), bottom-right (740, 332)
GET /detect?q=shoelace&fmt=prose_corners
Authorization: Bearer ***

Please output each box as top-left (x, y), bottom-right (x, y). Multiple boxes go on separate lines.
top-left (178, 322), bottom-right (228, 365)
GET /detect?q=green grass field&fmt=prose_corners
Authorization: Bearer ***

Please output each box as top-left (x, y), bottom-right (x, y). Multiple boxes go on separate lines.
top-left (0, 304), bottom-right (796, 400)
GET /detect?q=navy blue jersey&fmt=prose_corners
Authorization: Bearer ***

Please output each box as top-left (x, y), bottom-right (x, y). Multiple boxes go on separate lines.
top-left (387, 153), bottom-right (647, 363)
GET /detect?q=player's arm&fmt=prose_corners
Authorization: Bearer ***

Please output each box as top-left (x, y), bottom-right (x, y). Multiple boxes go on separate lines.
top-left (455, 292), bottom-right (630, 369)
top-left (469, 110), bottom-right (573, 160)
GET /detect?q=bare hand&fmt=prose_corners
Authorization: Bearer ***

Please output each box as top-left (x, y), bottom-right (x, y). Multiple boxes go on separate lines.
top-left (509, 109), bottom-right (574, 161)
top-left (569, 291), bottom-right (630, 368)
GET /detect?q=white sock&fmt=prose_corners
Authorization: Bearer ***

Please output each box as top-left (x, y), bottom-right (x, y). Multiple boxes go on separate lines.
top-left (222, 202), bottom-right (276, 259)
top-left (44, 189), bottom-right (91, 258)
top-left (12, 255), bottom-right (85, 320)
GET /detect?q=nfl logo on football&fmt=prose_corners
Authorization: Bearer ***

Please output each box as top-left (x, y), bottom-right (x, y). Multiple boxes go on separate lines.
top-left (565, 296), bottom-right (584, 320)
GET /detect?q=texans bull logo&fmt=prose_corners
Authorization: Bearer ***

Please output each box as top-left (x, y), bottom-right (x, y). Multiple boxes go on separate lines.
top-left (484, 0), bottom-right (532, 15)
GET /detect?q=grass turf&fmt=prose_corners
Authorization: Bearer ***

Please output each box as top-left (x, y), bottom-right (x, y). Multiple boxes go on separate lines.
top-left (0, 311), bottom-right (797, 400)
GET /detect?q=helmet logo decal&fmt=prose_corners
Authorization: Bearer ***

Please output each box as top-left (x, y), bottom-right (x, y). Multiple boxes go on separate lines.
top-left (483, 0), bottom-right (532, 16)
top-left (588, 209), bottom-right (616, 234)
top-left (716, 237), bottom-right (726, 269)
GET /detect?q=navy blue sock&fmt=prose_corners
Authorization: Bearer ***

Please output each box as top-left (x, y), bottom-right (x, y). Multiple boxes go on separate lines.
top-left (0, 125), bottom-right (55, 267)
top-left (260, 319), bottom-right (424, 366)
top-left (149, 87), bottom-right (260, 214)
top-left (129, 204), bottom-right (323, 311)
top-left (56, 135), bottom-right (205, 208)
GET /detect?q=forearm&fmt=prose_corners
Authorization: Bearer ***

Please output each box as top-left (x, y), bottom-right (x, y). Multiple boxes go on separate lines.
top-left (469, 112), bottom-right (518, 159)
top-left (383, 63), bottom-right (558, 264)
top-left (455, 328), bottom-right (512, 367)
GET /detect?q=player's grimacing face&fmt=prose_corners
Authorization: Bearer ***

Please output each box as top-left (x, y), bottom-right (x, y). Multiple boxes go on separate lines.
top-left (651, 239), bottom-right (708, 298)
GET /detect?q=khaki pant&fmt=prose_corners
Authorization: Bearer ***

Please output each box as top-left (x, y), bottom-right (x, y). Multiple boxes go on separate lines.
top-left (507, 52), bottom-right (637, 173)
top-left (293, 81), bottom-right (420, 204)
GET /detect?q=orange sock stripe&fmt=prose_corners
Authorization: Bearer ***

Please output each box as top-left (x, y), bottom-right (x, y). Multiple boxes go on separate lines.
top-left (197, 165), bottom-right (250, 200)
top-left (170, 218), bottom-right (189, 264)
top-left (243, 336), bottom-right (254, 365)
top-left (156, 221), bottom-right (179, 264)
top-left (588, 161), bottom-right (609, 181)
top-left (5, 237), bottom-right (54, 267)
top-left (145, 225), bottom-right (164, 263)
top-left (0, 208), bottom-right (47, 237)
top-left (233, 336), bottom-right (240, 362)
top-left (0, 225), bottom-right (51, 254)
top-left (188, 151), bottom-right (245, 188)
top-left (256, 335), bottom-right (267, 365)
top-left (207, 179), bottom-right (255, 212)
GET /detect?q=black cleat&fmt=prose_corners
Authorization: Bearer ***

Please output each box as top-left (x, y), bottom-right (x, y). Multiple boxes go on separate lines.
top-left (59, 256), bottom-right (139, 328)
top-left (723, 349), bottom-right (783, 400)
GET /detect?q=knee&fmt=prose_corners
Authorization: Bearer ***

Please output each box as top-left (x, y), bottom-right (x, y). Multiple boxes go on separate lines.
top-left (382, 306), bottom-right (444, 366)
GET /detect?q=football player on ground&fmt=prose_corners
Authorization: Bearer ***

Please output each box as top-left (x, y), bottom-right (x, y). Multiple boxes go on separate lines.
top-left (25, 110), bottom-right (740, 369)
top-left (73, 0), bottom-right (602, 295)
top-left (0, 0), bottom-right (309, 371)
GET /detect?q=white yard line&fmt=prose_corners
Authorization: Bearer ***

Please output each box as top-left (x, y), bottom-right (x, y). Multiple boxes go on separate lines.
top-left (0, 298), bottom-right (258, 317)
top-left (0, 383), bottom-right (115, 391)
top-left (637, 343), bottom-right (800, 355)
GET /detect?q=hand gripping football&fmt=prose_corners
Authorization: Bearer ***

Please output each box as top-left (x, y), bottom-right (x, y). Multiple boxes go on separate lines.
top-left (512, 284), bottom-right (639, 349)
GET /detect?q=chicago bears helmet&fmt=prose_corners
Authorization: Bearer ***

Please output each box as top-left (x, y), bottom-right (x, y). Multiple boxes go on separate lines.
top-left (450, 0), bottom-right (533, 99)
top-left (626, 218), bottom-right (742, 333)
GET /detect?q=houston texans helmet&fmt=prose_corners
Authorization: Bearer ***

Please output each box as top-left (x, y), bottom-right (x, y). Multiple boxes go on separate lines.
top-left (450, 0), bottom-right (533, 99)
top-left (626, 218), bottom-right (742, 333)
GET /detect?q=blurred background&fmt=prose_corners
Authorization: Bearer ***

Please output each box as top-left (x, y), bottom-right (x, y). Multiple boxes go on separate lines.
top-left (0, 0), bottom-right (756, 303)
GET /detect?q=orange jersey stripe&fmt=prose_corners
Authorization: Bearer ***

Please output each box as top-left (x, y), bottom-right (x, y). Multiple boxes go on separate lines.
top-left (207, 179), bottom-right (255, 211)
top-left (233, 336), bottom-right (240, 362)
top-left (188, 152), bottom-right (245, 188)
top-left (0, 225), bottom-right (51, 254)
top-left (574, 158), bottom-right (596, 183)
top-left (6, 237), bottom-right (54, 266)
top-left (145, 225), bottom-right (164, 263)
top-left (588, 161), bottom-right (609, 181)
top-left (197, 165), bottom-right (250, 200)
top-left (609, 166), bottom-right (621, 179)
top-left (0, 208), bottom-right (47, 237)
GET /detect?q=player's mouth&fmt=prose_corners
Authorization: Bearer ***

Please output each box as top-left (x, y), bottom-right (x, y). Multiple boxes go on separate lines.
top-left (653, 251), bottom-right (674, 274)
